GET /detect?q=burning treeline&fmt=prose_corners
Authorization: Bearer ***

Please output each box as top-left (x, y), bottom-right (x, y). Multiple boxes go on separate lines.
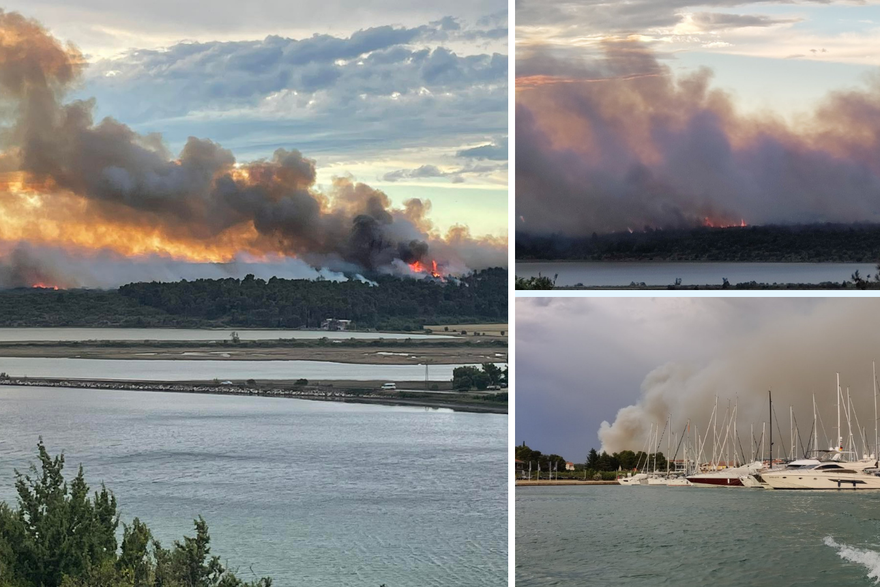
top-left (598, 300), bottom-right (880, 456)
top-left (0, 11), bottom-right (505, 289)
top-left (516, 40), bottom-right (880, 236)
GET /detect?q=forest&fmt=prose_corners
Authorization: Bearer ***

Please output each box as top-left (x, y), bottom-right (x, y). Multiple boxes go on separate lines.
top-left (0, 269), bottom-right (507, 330)
top-left (515, 224), bottom-right (880, 262)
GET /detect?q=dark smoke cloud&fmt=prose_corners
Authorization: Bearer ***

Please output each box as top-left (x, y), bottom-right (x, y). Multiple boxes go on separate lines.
top-left (516, 41), bottom-right (880, 235)
top-left (0, 242), bottom-right (371, 289)
top-left (0, 10), bottom-right (504, 282)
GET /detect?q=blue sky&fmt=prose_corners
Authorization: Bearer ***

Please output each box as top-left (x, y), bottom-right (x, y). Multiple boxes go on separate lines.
top-left (6, 0), bottom-right (508, 237)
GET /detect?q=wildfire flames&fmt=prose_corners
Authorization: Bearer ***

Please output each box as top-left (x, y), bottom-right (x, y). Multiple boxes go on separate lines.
top-left (31, 283), bottom-right (58, 290)
top-left (408, 259), bottom-right (442, 279)
top-left (703, 217), bottom-right (748, 229)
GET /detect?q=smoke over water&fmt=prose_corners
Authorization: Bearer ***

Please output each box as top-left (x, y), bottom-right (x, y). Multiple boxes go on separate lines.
top-left (0, 11), bottom-right (505, 288)
top-left (516, 41), bottom-right (880, 235)
top-left (598, 300), bottom-right (880, 455)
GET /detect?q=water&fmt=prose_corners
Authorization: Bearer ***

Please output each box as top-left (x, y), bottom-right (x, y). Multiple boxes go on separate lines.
top-left (516, 486), bottom-right (880, 586)
top-left (516, 262), bottom-right (877, 287)
top-left (0, 327), bottom-right (453, 342)
top-left (0, 386), bottom-right (507, 586)
top-left (0, 357), bottom-right (498, 381)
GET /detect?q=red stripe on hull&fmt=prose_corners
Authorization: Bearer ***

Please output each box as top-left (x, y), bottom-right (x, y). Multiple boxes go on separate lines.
top-left (686, 476), bottom-right (744, 487)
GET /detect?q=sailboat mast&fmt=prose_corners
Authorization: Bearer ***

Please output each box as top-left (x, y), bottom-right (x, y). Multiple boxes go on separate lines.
top-left (769, 391), bottom-right (773, 467)
top-left (874, 361), bottom-right (878, 459)
top-left (812, 393), bottom-right (817, 457)
top-left (837, 372), bottom-right (842, 452)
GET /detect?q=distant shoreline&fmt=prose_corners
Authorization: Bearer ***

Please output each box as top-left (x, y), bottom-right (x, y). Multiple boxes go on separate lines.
top-left (0, 376), bottom-right (507, 414)
top-left (515, 480), bottom-right (617, 486)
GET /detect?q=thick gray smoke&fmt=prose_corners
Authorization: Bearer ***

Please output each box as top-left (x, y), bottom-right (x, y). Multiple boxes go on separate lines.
top-left (0, 10), bottom-right (505, 282)
top-left (516, 41), bottom-right (880, 234)
top-left (0, 243), bottom-right (382, 289)
top-left (599, 299), bottom-right (880, 456)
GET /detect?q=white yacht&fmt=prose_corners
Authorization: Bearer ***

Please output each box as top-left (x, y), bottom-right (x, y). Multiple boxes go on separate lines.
top-left (686, 461), bottom-right (764, 487)
top-left (617, 472), bottom-right (649, 486)
top-left (759, 458), bottom-right (880, 490)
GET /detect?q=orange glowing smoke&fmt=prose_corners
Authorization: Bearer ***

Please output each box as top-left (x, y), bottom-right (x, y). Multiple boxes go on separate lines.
top-left (31, 283), bottom-right (58, 290)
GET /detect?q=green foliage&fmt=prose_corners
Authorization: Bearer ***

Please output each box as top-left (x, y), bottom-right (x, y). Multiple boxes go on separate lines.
top-left (0, 441), bottom-right (272, 587)
top-left (514, 444), bottom-right (566, 472)
top-left (451, 363), bottom-right (508, 391)
top-left (514, 274), bottom-right (556, 290)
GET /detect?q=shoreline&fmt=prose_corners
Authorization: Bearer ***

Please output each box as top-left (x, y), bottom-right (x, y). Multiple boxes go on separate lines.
top-left (515, 480), bottom-right (617, 486)
top-left (0, 376), bottom-right (507, 414)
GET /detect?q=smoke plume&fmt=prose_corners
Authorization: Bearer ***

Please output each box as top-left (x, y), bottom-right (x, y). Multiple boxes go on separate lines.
top-left (516, 40), bottom-right (880, 235)
top-left (598, 299), bottom-right (880, 456)
top-left (0, 10), bottom-right (505, 288)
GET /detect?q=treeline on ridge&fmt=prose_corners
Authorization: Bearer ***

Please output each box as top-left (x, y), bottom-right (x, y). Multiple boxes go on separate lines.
top-left (0, 269), bottom-right (507, 330)
top-left (516, 224), bottom-right (880, 262)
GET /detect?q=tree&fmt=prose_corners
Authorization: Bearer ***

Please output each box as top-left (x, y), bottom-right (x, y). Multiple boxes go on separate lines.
top-left (481, 363), bottom-right (502, 386)
top-left (586, 448), bottom-right (599, 470)
top-left (0, 441), bottom-right (272, 587)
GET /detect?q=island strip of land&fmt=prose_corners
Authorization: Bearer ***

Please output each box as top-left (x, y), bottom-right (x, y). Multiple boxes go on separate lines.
top-left (0, 376), bottom-right (507, 414)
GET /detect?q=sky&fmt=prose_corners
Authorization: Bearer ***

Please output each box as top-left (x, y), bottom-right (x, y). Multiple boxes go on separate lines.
top-left (0, 1), bottom-right (507, 287)
top-left (516, 297), bottom-right (880, 463)
top-left (515, 0), bottom-right (880, 235)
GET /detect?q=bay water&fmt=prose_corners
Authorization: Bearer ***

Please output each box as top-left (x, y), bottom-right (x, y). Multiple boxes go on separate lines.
top-left (0, 386), bottom-right (507, 586)
top-left (517, 485), bottom-right (880, 586)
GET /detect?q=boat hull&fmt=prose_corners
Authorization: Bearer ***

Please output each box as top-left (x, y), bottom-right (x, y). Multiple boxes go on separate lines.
top-left (686, 475), bottom-right (745, 487)
top-left (762, 472), bottom-right (880, 490)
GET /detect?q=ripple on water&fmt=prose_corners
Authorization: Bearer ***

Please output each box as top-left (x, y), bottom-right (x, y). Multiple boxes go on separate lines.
top-left (516, 487), bottom-right (879, 586)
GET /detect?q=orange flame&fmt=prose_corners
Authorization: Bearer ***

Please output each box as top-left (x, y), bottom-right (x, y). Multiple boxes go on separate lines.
top-left (703, 217), bottom-right (748, 229)
top-left (408, 259), bottom-right (443, 279)
top-left (31, 283), bottom-right (59, 290)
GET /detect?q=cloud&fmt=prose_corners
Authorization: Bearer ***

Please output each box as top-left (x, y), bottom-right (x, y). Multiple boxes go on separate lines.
top-left (682, 11), bottom-right (801, 32)
top-left (456, 136), bottom-right (508, 160)
top-left (382, 161), bottom-right (507, 183)
top-left (76, 19), bottom-right (509, 176)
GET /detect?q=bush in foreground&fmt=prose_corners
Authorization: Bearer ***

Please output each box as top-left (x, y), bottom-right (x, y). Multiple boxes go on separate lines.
top-left (0, 441), bottom-right (272, 587)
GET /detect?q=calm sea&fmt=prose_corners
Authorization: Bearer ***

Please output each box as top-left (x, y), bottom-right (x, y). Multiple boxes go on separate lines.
top-left (516, 262), bottom-right (877, 287)
top-left (0, 386), bottom-right (507, 586)
top-left (516, 486), bottom-right (880, 586)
